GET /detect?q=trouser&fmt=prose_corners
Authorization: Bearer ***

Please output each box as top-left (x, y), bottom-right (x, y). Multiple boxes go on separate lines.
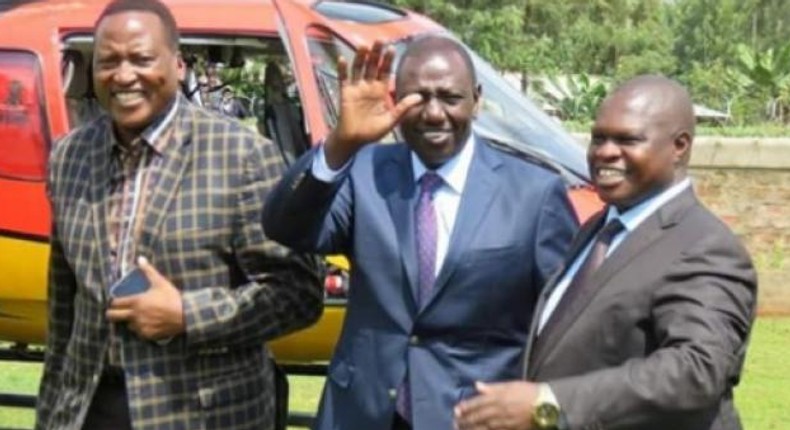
top-left (82, 366), bottom-right (132, 430)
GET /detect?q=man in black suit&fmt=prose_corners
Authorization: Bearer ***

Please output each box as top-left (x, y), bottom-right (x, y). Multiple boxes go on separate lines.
top-left (455, 75), bottom-right (757, 430)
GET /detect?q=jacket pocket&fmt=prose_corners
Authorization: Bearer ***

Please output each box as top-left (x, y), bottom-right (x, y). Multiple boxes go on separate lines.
top-left (197, 369), bottom-right (266, 410)
top-left (328, 358), bottom-right (354, 389)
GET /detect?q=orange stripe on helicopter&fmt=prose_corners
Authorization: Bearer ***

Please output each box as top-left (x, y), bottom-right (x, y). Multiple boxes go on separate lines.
top-left (0, 178), bottom-right (50, 238)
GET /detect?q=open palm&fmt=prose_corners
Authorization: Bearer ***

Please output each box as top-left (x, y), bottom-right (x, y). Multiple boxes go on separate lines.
top-left (332, 41), bottom-right (422, 150)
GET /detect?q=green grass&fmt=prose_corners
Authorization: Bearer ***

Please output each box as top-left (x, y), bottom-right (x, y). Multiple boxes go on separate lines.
top-left (1, 318), bottom-right (788, 429)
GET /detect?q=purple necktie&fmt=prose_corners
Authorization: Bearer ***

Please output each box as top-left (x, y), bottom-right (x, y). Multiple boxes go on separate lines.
top-left (396, 172), bottom-right (443, 423)
top-left (415, 172), bottom-right (443, 306)
top-left (540, 218), bottom-right (624, 338)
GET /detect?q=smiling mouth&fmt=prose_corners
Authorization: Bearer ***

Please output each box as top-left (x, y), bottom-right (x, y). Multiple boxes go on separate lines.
top-left (594, 167), bottom-right (626, 185)
top-left (421, 130), bottom-right (452, 141)
top-left (113, 92), bottom-right (145, 107)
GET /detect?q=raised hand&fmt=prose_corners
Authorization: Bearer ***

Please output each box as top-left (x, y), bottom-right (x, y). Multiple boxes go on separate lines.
top-left (324, 40), bottom-right (423, 168)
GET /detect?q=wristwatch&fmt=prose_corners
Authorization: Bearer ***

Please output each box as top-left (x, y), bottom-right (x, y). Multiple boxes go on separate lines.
top-left (532, 383), bottom-right (561, 430)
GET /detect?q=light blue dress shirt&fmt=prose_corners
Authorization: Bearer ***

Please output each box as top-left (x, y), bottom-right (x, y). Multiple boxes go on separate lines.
top-left (537, 178), bottom-right (693, 333)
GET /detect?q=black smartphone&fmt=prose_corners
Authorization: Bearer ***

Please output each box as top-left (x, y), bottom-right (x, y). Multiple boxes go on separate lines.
top-left (109, 267), bottom-right (150, 298)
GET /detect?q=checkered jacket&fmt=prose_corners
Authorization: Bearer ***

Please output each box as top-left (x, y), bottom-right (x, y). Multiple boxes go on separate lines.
top-left (36, 96), bottom-right (324, 430)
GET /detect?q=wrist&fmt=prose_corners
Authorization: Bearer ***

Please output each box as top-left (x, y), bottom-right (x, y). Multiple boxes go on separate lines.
top-left (532, 383), bottom-right (561, 430)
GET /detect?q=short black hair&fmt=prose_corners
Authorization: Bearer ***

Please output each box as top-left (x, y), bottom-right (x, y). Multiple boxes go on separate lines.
top-left (95, 0), bottom-right (180, 51)
top-left (395, 35), bottom-right (477, 90)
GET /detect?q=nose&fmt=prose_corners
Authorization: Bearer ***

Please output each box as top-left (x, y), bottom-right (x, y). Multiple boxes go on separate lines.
top-left (421, 97), bottom-right (446, 123)
top-left (589, 139), bottom-right (621, 161)
top-left (112, 61), bottom-right (136, 86)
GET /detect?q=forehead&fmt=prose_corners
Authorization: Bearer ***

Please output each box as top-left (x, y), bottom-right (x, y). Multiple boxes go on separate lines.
top-left (594, 92), bottom-right (656, 131)
top-left (95, 11), bottom-right (167, 44)
top-left (397, 50), bottom-right (472, 88)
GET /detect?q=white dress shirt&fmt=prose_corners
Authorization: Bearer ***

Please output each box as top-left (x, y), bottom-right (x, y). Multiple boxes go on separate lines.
top-left (537, 178), bottom-right (692, 333)
top-left (311, 135), bottom-right (477, 276)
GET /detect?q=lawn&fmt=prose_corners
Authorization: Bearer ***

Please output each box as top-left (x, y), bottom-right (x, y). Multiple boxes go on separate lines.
top-left (1, 317), bottom-right (788, 429)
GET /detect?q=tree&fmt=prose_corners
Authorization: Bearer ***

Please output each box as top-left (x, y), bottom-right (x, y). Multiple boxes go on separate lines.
top-left (731, 43), bottom-right (790, 122)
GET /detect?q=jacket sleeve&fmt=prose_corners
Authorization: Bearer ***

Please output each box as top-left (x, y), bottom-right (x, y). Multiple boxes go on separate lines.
top-left (532, 177), bottom-right (579, 290)
top-left (548, 233), bottom-right (757, 429)
top-left (36, 157), bottom-right (77, 429)
top-left (261, 146), bottom-right (354, 255)
top-left (182, 136), bottom-right (325, 348)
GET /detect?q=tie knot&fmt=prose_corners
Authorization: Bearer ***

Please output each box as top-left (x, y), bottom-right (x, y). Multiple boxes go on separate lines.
top-left (419, 172), bottom-right (443, 195)
top-left (598, 218), bottom-right (624, 244)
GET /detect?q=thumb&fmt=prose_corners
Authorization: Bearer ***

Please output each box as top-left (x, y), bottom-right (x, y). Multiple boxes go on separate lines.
top-left (475, 381), bottom-right (492, 394)
top-left (391, 93), bottom-right (423, 120)
top-left (137, 256), bottom-right (165, 287)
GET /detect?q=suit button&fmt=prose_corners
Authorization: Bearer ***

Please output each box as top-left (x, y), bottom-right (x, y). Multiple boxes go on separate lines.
top-left (409, 335), bottom-right (419, 345)
top-left (388, 388), bottom-right (397, 399)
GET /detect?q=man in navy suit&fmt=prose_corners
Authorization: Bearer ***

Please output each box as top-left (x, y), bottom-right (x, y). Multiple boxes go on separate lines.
top-left (263, 36), bottom-right (578, 430)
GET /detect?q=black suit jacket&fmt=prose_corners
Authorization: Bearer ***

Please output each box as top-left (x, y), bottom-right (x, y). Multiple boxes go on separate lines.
top-left (524, 187), bottom-right (757, 430)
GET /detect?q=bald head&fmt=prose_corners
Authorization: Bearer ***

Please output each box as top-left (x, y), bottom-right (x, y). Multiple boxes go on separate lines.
top-left (589, 75), bottom-right (695, 210)
top-left (606, 75), bottom-right (695, 140)
top-left (395, 35), bottom-right (476, 93)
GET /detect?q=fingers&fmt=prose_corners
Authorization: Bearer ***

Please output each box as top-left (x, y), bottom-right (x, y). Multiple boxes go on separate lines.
top-left (377, 45), bottom-right (396, 81)
top-left (106, 307), bottom-right (134, 322)
top-left (350, 44), bottom-right (368, 83)
top-left (337, 55), bottom-right (348, 83)
top-left (391, 93), bottom-right (424, 119)
top-left (349, 40), bottom-right (392, 83)
top-left (137, 256), bottom-right (165, 287)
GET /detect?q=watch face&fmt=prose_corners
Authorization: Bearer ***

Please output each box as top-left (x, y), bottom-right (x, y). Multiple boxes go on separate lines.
top-left (534, 403), bottom-right (560, 429)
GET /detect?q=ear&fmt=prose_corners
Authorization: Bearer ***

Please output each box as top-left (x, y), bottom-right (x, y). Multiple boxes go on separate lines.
top-left (673, 130), bottom-right (692, 164)
top-left (472, 83), bottom-right (482, 116)
top-left (175, 52), bottom-right (186, 81)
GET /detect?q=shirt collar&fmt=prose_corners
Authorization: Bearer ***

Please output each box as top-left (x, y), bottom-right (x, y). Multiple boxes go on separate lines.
top-left (411, 133), bottom-right (476, 194)
top-left (112, 95), bottom-right (180, 156)
top-left (606, 178), bottom-right (692, 232)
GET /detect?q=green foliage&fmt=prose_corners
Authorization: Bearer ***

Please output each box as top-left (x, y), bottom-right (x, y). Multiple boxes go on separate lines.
top-left (731, 43), bottom-right (790, 122)
top-left (532, 74), bottom-right (609, 121)
top-left (382, 0), bottom-right (790, 126)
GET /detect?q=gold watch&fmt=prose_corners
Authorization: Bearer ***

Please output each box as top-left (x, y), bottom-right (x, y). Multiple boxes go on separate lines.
top-left (532, 383), bottom-right (560, 430)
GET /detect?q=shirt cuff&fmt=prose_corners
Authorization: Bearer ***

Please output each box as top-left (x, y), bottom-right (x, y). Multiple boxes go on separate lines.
top-left (311, 142), bottom-right (352, 182)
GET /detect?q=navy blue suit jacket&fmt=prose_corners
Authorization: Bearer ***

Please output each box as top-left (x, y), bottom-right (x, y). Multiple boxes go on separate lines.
top-left (263, 138), bottom-right (578, 429)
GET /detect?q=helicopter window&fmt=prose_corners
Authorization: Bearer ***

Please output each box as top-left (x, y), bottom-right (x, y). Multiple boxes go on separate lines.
top-left (305, 25), bottom-right (398, 144)
top-left (0, 50), bottom-right (50, 181)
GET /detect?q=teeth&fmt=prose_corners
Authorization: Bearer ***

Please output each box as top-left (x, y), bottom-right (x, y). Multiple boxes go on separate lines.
top-left (597, 168), bottom-right (623, 178)
top-left (115, 92), bottom-right (144, 105)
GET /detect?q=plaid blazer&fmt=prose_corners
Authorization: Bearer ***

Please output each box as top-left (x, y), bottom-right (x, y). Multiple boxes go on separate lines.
top-left (36, 96), bottom-right (324, 430)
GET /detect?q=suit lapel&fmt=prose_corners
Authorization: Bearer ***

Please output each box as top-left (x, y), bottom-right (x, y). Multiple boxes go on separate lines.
top-left (422, 140), bottom-right (501, 312)
top-left (382, 146), bottom-right (420, 307)
top-left (137, 105), bottom-right (194, 257)
top-left (88, 122), bottom-right (114, 295)
top-left (525, 214), bottom-right (605, 376)
top-left (528, 188), bottom-right (698, 374)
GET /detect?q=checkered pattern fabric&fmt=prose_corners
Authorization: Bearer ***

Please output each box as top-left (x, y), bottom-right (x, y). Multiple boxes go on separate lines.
top-left (36, 96), bottom-right (324, 430)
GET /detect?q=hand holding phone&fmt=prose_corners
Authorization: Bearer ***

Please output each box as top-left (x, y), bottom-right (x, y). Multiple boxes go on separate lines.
top-left (109, 267), bottom-right (151, 298)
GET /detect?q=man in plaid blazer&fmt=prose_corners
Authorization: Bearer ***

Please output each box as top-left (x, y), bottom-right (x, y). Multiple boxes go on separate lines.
top-left (35, 1), bottom-right (324, 429)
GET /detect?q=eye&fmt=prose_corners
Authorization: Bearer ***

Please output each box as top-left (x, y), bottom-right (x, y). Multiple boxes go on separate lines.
top-left (616, 136), bottom-right (641, 146)
top-left (132, 55), bottom-right (156, 67)
top-left (440, 94), bottom-right (465, 105)
top-left (590, 134), bottom-right (605, 146)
